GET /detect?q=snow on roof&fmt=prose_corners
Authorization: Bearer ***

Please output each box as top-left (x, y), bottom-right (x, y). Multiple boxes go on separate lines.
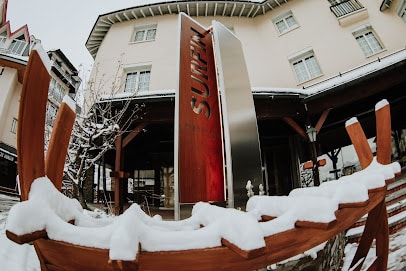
top-left (5, 156), bottom-right (400, 261)
top-left (99, 89), bottom-right (175, 103)
top-left (303, 48), bottom-right (406, 97)
top-left (100, 48), bottom-right (406, 103)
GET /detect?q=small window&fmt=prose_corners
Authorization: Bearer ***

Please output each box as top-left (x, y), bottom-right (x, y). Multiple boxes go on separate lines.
top-left (398, 1), bottom-right (406, 22)
top-left (8, 38), bottom-right (27, 56)
top-left (273, 10), bottom-right (299, 35)
top-left (289, 49), bottom-right (322, 84)
top-left (0, 33), bottom-right (7, 49)
top-left (124, 70), bottom-right (151, 92)
top-left (46, 103), bottom-right (57, 126)
top-left (11, 118), bottom-right (17, 134)
top-left (133, 25), bottom-right (157, 42)
top-left (353, 26), bottom-right (384, 57)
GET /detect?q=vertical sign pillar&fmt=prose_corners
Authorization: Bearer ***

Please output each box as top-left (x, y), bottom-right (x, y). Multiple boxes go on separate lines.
top-left (175, 13), bottom-right (225, 217)
top-left (212, 21), bottom-right (263, 210)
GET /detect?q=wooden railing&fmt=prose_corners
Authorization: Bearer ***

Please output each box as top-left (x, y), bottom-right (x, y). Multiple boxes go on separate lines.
top-left (6, 38), bottom-right (396, 271)
top-left (330, 0), bottom-right (364, 18)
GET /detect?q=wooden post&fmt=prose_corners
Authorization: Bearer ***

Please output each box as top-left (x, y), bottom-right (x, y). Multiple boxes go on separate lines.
top-left (114, 134), bottom-right (124, 215)
top-left (45, 101), bottom-right (76, 191)
top-left (345, 119), bottom-right (373, 169)
top-left (375, 101), bottom-right (391, 165)
top-left (347, 101), bottom-right (391, 271)
top-left (17, 50), bottom-right (50, 201)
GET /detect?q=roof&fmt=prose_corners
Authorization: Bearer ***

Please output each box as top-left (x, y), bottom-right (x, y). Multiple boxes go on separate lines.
top-left (98, 47), bottom-right (406, 103)
top-left (47, 49), bottom-right (79, 73)
top-left (86, 0), bottom-right (292, 58)
top-left (0, 52), bottom-right (27, 82)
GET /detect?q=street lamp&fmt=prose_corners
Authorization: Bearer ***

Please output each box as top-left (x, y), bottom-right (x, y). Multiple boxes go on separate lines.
top-left (306, 125), bottom-right (320, 186)
top-left (306, 125), bottom-right (317, 143)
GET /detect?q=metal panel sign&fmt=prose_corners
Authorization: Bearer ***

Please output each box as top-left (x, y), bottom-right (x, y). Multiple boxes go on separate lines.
top-left (175, 13), bottom-right (225, 203)
top-left (212, 20), bottom-right (263, 210)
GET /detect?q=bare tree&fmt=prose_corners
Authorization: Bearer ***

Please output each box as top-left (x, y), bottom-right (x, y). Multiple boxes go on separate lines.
top-left (63, 59), bottom-right (146, 209)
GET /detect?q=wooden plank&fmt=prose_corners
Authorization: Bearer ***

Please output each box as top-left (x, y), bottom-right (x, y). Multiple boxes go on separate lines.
top-left (122, 123), bottom-right (147, 148)
top-left (345, 120), bottom-right (373, 169)
top-left (375, 103), bottom-right (391, 165)
top-left (221, 238), bottom-right (266, 259)
top-left (34, 239), bottom-right (111, 271)
top-left (6, 229), bottom-right (47, 245)
top-left (375, 202), bottom-right (389, 271)
top-left (114, 134), bottom-right (124, 214)
top-left (25, 189), bottom-right (385, 271)
top-left (45, 102), bottom-right (76, 191)
top-left (349, 201), bottom-right (385, 270)
top-left (282, 117), bottom-right (307, 140)
top-left (17, 50), bottom-right (50, 201)
top-left (315, 108), bottom-right (331, 134)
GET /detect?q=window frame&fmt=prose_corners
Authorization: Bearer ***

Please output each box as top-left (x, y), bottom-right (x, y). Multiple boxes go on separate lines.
top-left (11, 118), bottom-right (17, 134)
top-left (133, 24), bottom-right (157, 43)
top-left (397, 0), bottom-right (406, 22)
top-left (46, 103), bottom-right (58, 126)
top-left (272, 10), bottom-right (299, 35)
top-left (352, 25), bottom-right (384, 57)
top-left (8, 39), bottom-right (28, 55)
top-left (289, 48), bottom-right (323, 84)
top-left (123, 64), bottom-right (152, 93)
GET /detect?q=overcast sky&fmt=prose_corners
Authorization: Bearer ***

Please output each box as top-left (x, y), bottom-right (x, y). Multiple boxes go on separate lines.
top-left (6, 0), bottom-right (139, 83)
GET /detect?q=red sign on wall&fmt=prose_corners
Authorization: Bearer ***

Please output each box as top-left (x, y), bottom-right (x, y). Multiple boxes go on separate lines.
top-left (177, 14), bottom-right (225, 203)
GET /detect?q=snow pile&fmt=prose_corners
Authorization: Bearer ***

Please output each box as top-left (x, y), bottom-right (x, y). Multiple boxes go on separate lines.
top-left (6, 149), bottom-right (400, 262)
top-left (6, 177), bottom-right (265, 261)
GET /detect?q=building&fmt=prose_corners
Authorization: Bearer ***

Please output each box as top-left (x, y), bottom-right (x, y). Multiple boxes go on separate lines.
top-left (85, 0), bottom-right (406, 209)
top-left (0, 0), bottom-right (81, 192)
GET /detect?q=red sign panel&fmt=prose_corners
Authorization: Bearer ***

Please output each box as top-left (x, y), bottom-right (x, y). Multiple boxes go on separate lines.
top-left (178, 14), bottom-right (225, 203)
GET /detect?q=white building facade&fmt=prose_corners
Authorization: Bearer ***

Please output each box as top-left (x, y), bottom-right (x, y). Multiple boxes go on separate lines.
top-left (85, 0), bottom-right (406, 206)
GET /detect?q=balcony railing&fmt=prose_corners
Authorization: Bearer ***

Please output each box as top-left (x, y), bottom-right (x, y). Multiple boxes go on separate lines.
top-left (50, 60), bottom-right (81, 91)
top-left (330, 0), bottom-right (364, 18)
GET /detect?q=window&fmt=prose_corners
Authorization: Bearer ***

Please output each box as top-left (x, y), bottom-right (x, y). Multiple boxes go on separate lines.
top-left (398, 1), bottom-right (406, 22)
top-left (273, 11), bottom-right (299, 35)
top-left (46, 103), bottom-right (57, 126)
top-left (353, 26), bottom-right (383, 57)
top-left (49, 78), bottom-right (66, 104)
top-left (8, 38), bottom-right (27, 55)
top-left (133, 25), bottom-right (157, 42)
top-left (11, 118), bottom-right (17, 134)
top-left (124, 70), bottom-right (151, 92)
top-left (0, 33), bottom-right (7, 49)
top-left (289, 49), bottom-right (322, 84)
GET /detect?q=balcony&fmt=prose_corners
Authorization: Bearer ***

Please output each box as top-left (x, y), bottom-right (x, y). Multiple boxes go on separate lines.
top-left (330, 0), bottom-right (364, 17)
top-left (50, 60), bottom-right (81, 93)
top-left (330, 0), bottom-right (368, 26)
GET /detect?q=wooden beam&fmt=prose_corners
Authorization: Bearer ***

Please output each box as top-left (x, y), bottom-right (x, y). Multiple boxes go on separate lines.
top-left (122, 123), bottom-right (148, 148)
top-left (315, 108), bottom-right (331, 134)
top-left (282, 117), bottom-right (307, 140)
top-left (375, 102), bottom-right (391, 165)
top-left (45, 102), bottom-right (76, 190)
top-left (114, 134), bottom-right (124, 215)
top-left (349, 201), bottom-right (386, 270)
top-left (17, 50), bottom-right (50, 201)
top-left (345, 120), bottom-right (373, 169)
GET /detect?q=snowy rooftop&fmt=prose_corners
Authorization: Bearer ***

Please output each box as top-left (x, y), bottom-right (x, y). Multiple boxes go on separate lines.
top-left (99, 48), bottom-right (406, 104)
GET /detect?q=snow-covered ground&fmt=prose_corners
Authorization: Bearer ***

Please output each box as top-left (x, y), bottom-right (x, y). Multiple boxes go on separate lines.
top-left (1, 192), bottom-right (406, 270)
